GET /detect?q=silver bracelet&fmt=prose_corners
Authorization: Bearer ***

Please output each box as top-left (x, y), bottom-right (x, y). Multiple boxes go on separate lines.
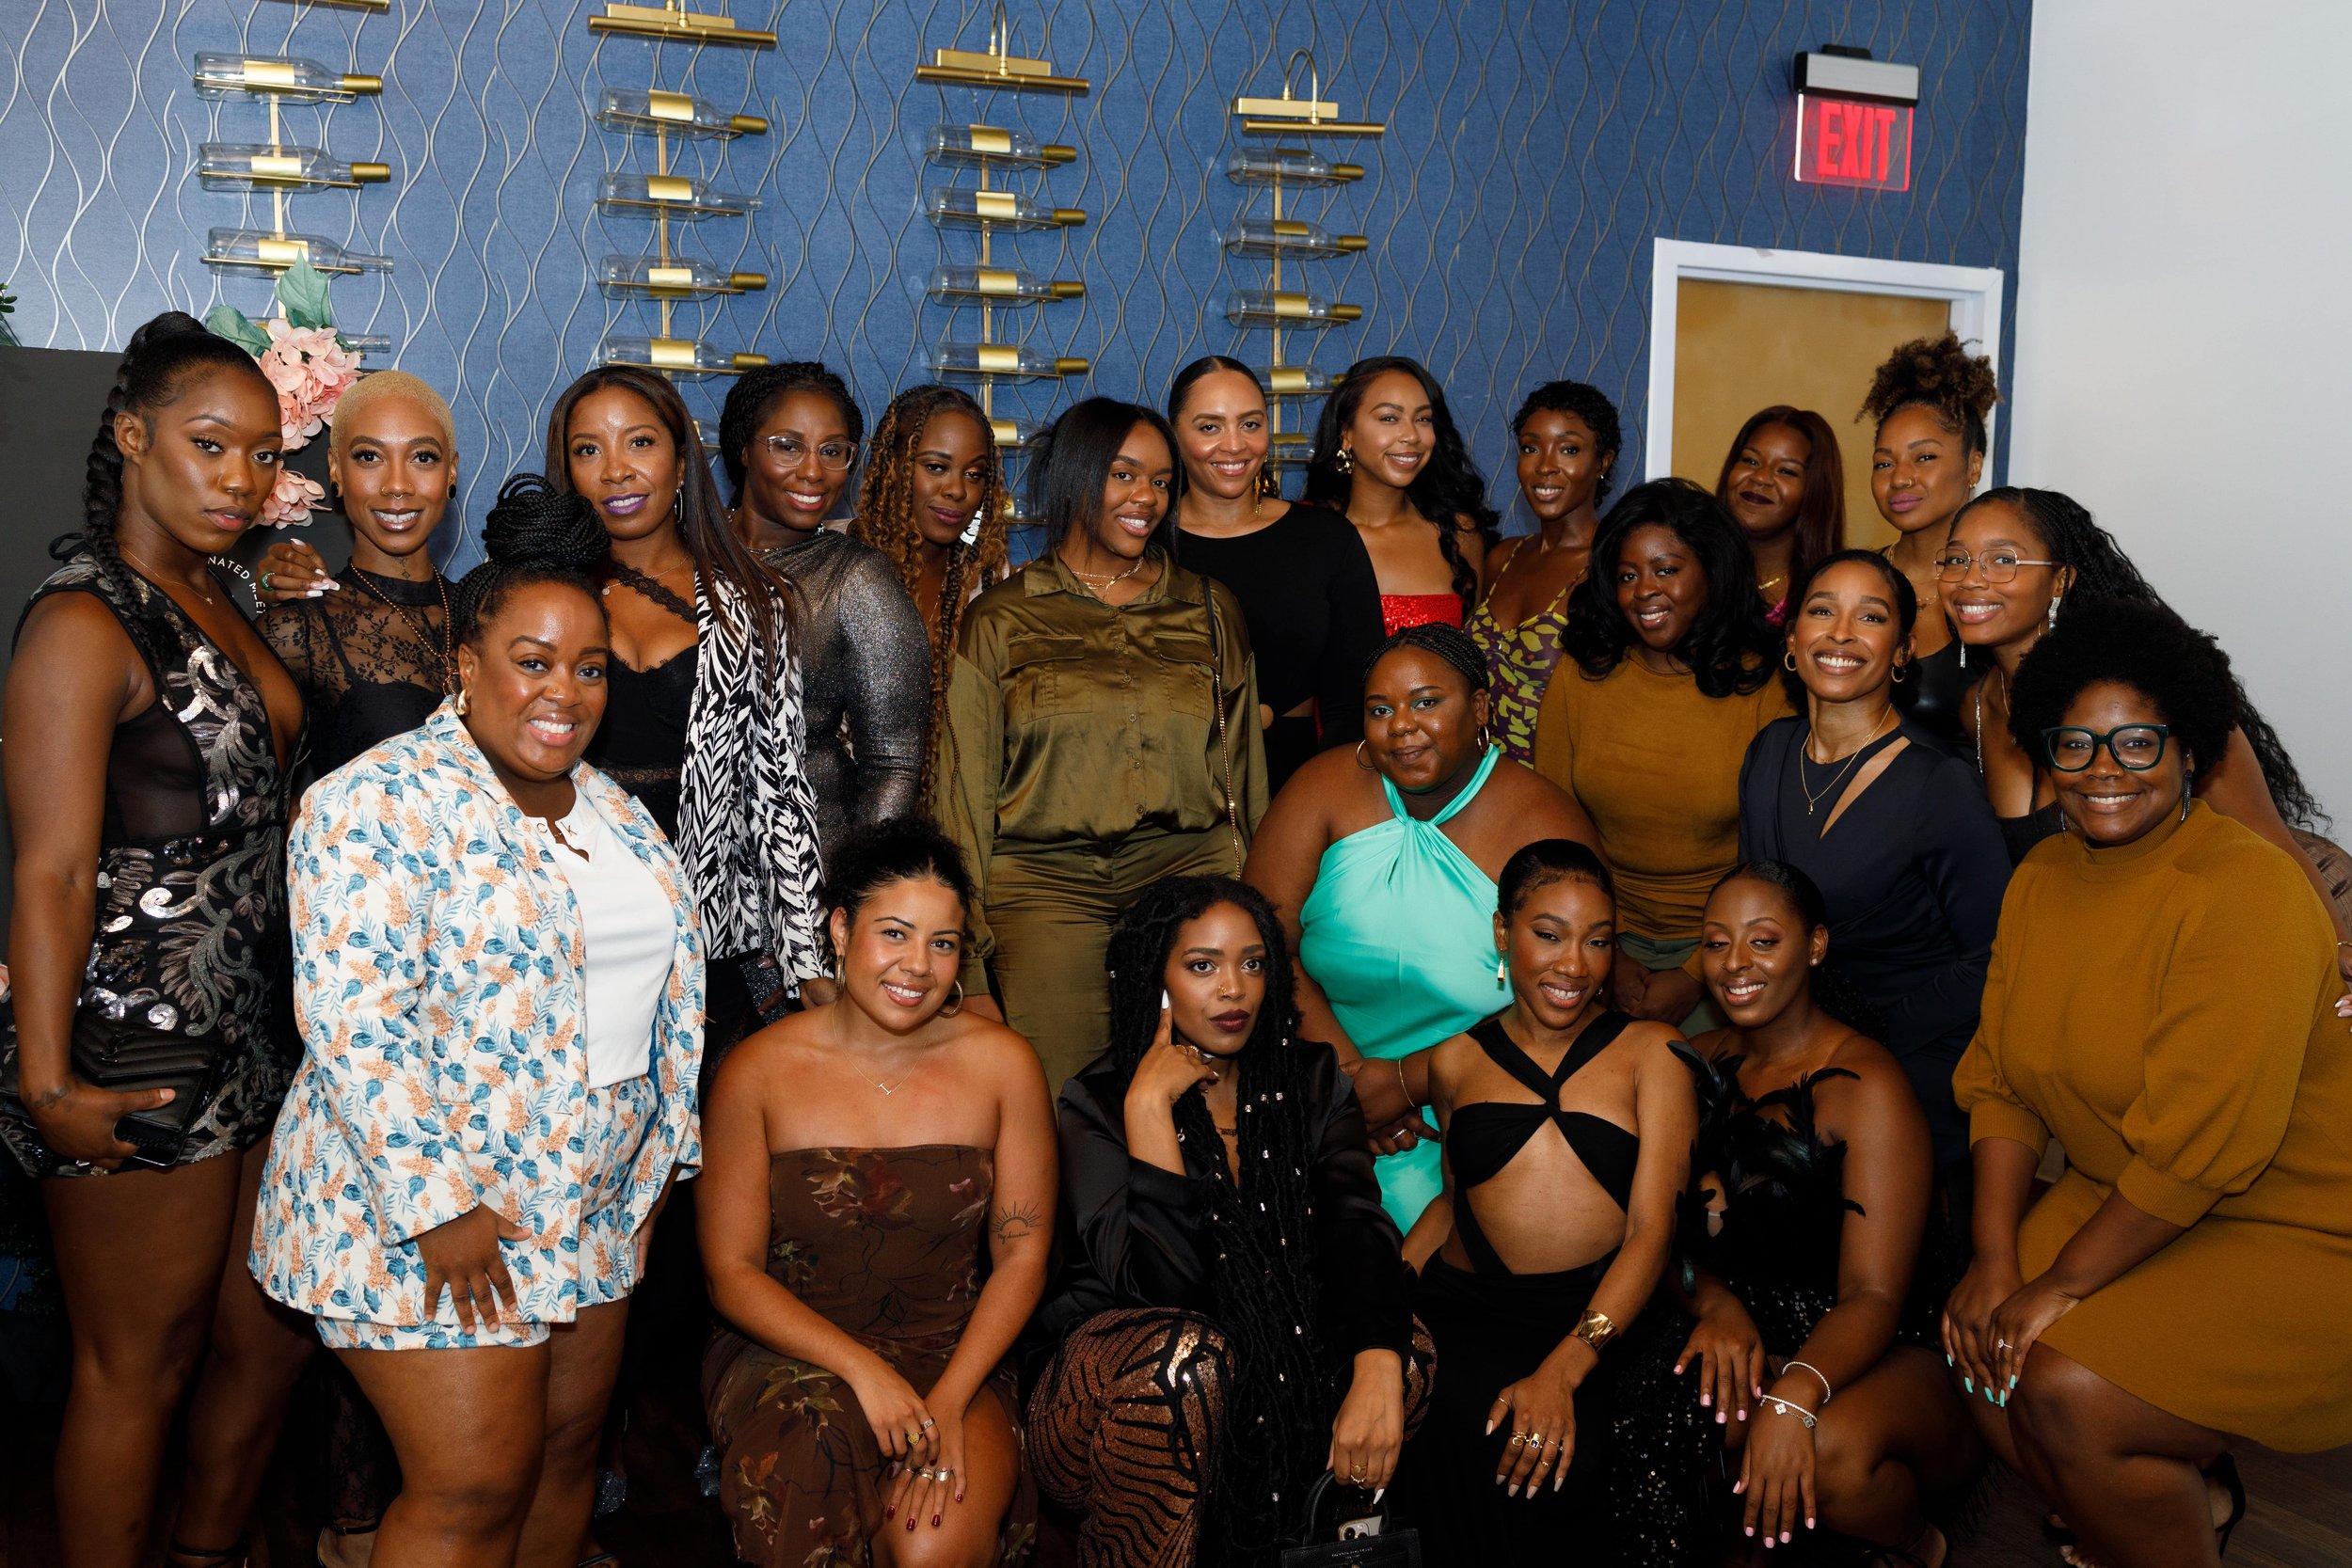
top-left (1783, 1359), bottom-right (1833, 1405)
top-left (1759, 1394), bottom-right (1818, 1429)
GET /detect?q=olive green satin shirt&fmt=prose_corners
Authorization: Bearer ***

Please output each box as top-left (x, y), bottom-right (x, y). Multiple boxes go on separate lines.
top-left (936, 552), bottom-right (1269, 984)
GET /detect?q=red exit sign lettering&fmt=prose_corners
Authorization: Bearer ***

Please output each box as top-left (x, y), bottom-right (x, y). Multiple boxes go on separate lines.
top-left (1795, 93), bottom-right (1913, 191)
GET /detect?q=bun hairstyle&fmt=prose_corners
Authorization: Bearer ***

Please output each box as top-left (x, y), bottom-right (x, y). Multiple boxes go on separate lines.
top-left (1709, 862), bottom-right (1887, 1038)
top-left (1498, 837), bottom-right (1615, 919)
top-left (1511, 379), bottom-right (1624, 508)
top-left (824, 816), bottom-right (975, 925)
top-left (1305, 356), bottom-right (1499, 618)
top-left (718, 360), bottom-right (864, 501)
top-left (1859, 332), bottom-right (2001, 458)
top-left (67, 310), bottom-right (277, 668)
top-left (451, 474), bottom-right (610, 647)
top-left (1027, 397), bottom-right (1183, 551)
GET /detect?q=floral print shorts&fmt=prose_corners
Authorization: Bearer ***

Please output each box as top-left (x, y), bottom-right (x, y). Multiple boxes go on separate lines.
top-left (317, 1073), bottom-right (658, 1352)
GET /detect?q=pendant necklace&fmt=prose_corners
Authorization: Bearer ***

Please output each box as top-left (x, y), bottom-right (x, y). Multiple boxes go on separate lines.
top-left (1799, 709), bottom-right (1897, 816)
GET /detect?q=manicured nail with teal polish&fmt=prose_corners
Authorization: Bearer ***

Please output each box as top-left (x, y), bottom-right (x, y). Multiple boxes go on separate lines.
top-left (1963, 1376), bottom-right (1974, 1392)
top-left (2009, 1374), bottom-right (2019, 1390)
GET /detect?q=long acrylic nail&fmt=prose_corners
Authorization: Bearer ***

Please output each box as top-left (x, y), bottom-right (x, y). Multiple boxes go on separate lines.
top-left (1374, 1488), bottom-right (1386, 1505)
top-left (1963, 1376), bottom-right (1974, 1393)
top-left (2009, 1374), bottom-right (2019, 1390)
top-left (1945, 1354), bottom-right (1954, 1368)
top-left (1507, 1484), bottom-right (1519, 1498)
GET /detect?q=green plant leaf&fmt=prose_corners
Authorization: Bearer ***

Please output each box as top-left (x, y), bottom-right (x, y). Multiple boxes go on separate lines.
top-left (204, 305), bottom-right (271, 356)
top-left (275, 261), bottom-right (335, 330)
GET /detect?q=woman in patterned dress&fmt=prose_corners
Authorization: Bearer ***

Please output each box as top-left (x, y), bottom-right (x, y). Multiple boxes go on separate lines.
top-left (252, 478), bottom-right (706, 1568)
top-left (701, 816), bottom-right (1055, 1567)
top-left (0, 313), bottom-right (307, 1568)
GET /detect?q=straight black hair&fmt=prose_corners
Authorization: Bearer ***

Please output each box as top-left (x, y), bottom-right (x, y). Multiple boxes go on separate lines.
top-left (1026, 396), bottom-right (1183, 552)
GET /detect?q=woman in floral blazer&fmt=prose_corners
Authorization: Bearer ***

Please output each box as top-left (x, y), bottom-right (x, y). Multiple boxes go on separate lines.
top-left (251, 478), bottom-right (707, 1567)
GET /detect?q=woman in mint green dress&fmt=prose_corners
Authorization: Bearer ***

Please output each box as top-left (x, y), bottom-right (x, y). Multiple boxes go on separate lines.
top-left (1247, 624), bottom-right (1600, 1229)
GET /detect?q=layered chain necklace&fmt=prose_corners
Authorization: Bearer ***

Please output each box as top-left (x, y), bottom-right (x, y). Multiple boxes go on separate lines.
top-left (1064, 550), bottom-right (1147, 600)
top-left (1798, 707), bottom-right (1898, 816)
top-left (349, 565), bottom-right (453, 686)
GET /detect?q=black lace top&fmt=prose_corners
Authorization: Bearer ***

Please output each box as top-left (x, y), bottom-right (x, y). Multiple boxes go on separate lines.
top-left (261, 565), bottom-right (452, 785)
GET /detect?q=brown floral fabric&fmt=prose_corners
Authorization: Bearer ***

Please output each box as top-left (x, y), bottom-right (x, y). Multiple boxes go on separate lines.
top-left (703, 1144), bottom-right (1038, 1566)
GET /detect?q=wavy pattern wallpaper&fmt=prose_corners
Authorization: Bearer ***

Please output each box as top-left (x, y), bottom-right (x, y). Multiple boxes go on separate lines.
top-left (1, 0), bottom-right (2028, 567)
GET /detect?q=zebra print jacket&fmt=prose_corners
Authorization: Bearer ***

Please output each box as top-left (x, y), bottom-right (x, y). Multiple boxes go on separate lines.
top-left (676, 571), bottom-right (828, 986)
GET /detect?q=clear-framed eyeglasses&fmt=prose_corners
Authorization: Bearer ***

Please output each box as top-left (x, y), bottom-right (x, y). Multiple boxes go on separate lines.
top-left (759, 436), bottom-right (859, 471)
top-left (1932, 547), bottom-right (2057, 583)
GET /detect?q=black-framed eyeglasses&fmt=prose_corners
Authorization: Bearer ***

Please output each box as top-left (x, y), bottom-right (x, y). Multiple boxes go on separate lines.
top-left (758, 435), bottom-right (858, 470)
top-left (2042, 723), bottom-right (2172, 772)
top-left (1932, 547), bottom-right (2057, 583)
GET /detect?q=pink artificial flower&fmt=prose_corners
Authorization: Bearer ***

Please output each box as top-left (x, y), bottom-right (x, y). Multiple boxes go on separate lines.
top-left (262, 466), bottom-right (326, 528)
top-left (261, 319), bottom-right (361, 447)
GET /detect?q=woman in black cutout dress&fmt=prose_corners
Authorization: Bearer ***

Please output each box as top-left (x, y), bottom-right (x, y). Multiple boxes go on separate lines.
top-left (0, 314), bottom-right (309, 1568)
top-left (1389, 840), bottom-right (1697, 1566)
top-left (1604, 863), bottom-right (1978, 1568)
top-left (1740, 552), bottom-right (2008, 1169)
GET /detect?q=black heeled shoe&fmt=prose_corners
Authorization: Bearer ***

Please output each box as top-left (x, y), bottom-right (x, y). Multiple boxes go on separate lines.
top-left (2207, 1452), bottom-right (2246, 1559)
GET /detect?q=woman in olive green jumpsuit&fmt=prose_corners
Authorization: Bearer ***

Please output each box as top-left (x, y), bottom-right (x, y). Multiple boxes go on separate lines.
top-left (936, 397), bottom-right (1267, 1085)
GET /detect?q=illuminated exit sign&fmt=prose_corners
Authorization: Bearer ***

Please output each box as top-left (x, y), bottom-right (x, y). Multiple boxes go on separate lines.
top-left (1790, 49), bottom-right (1919, 193)
top-left (1796, 95), bottom-right (1914, 190)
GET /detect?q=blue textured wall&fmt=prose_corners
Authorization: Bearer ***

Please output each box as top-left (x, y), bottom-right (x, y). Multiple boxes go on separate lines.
top-left (1, 1), bottom-right (2027, 567)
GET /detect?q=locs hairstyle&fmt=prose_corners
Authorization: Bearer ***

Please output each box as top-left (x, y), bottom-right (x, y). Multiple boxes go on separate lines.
top-left (542, 363), bottom-right (796, 667)
top-left (1026, 396), bottom-right (1183, 552)
top-left (450, 474), bottom-right (611, 647)
top-left (1559, 477), bottom-right (1778, 697)
top-left (69, 310), bottom-right (278, 673)
top-left (1512, 379), bottom-right (1624, 508)
top-left (717, 360), bottom-right (865, 501)
top-left (1712, 404), bottom-right (1846, 586)
top-left (1956, 486), bottom-right (2323, 829)
top-left (1103, 876), bottom-right (1322, 1560)
top-left (1304, 356), bottom-right (1500, 616)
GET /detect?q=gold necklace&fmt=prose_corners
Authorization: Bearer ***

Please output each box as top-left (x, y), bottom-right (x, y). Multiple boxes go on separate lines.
top-left (1799, 708), bottom-right (1897, 816)
top-left (1065, 552), bottom-right (1147, 597)
top-left (1758, 573), bottom-right (1788, 597)
top-left (349, 564), bottom-right (453, 683)
top-left (121, 548), bottom-right (216, 608)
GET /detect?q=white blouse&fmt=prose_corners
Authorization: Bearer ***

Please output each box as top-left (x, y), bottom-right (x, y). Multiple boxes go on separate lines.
top-left (547, 789), bottom-right (675, 1088)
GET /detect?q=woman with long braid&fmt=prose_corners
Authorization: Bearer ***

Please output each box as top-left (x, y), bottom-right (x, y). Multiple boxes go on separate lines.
top-left (253, 476), bottom-right (705, 1567)
top-left (1025, 877), bottom-right (1433, 1567)
top-left (850, 383), bottom-right (1007, 786)
top-left (718, 362), bottom-right (929, 862)
top-left (0, 312), bottom-right (306, 1568)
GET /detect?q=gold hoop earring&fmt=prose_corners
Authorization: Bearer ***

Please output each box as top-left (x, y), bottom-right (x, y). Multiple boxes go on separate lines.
top-left (1355, 739), bottom-right (1374, 770)
top-left (938, 979), bottom-right (964, 1018)
top-left (1784, 650), bottom-right (1798, 672)
top-left (1477, 726), bottom-right (1494, 753)
top-left (1891, 660), bottom-right (1910, 684)
top-left (453, 686), bottom-right (469, 718)
top-left (1333, 447), bottom-right (1353, 476)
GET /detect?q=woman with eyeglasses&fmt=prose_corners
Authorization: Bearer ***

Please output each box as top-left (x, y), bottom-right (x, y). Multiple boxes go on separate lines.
top-left (719, 363), bottom-right (929, 863)
top-left (1944, 597), bottom-right (2352, 1568)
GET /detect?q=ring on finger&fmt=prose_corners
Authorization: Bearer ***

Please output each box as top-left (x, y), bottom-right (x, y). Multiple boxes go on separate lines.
top-left (1508, 1432), bottom-right (1529, 1447)
top-left (1541, 1435), bottom-right (1560, 1450)
top-left (1995, 1338), bottom-right (2013, 1351)
top-left (920, 1416), bottom-right (936, 1430)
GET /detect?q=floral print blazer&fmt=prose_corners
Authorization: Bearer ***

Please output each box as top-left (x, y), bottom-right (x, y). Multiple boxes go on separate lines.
top-left (251, 704), bottom-right (707, 1329)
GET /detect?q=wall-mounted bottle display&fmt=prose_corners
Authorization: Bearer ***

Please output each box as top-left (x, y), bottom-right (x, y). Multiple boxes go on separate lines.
top-left (585, 2), bottom-right (775, 48)
top-left (1221, 50), bottom-right (1385, 468)
top-left (1222, 289), bottom-right (1361, 328)
top-left (599, 255), bottom-right (767, 299)
top-left (930, 340), bottom-right (1089, 381)
top-left (203, 228), bottom-right (392, 276)
top-left (927, 265), bottom-right (1083, 307)
top-left (342, 332), bottom-right (395, 357)
top-left (194, 55), bottom-right (382, 103)
top-left (197, 143), bottom-right (391, 193)
top-left (914, 7), bottom-right (1090, 562)
top-left (927, 123), bottom-right (1075, 168)
top-left (596, 87), bottom-right (767, 139)
top-left (599, 335), bottom-right (770, 376)
top-left (1218, 217), bottom-right (1369, 261)
top-left (596, 171), bottom-right (759, 220)
top-left (1227, 147), bottom-right (1361, 186)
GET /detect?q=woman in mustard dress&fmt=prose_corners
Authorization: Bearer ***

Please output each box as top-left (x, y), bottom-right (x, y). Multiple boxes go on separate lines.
top-left (1945, 599), bottom-right (2352, 1568)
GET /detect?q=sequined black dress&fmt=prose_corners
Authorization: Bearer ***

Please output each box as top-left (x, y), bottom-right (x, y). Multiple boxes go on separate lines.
top-left (0, 559), bottom-right (297, 1178)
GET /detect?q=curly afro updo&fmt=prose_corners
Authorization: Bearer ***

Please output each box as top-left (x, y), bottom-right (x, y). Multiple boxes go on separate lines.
top-left (1860, 332), bottom-right (2001, 457)
top-left (2008, 597), bottom-right (2237, 778)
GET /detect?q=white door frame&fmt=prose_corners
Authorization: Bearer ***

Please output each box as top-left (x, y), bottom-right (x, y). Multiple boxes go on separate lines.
top-left (1645, 238), bottom-right (2007, 481)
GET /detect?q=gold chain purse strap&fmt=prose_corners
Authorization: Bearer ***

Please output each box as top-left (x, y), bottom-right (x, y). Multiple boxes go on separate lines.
top-left (1204, 581), bottom-right (1245, 875)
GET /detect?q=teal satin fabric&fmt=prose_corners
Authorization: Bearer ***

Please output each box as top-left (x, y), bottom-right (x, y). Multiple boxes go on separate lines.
top-left (1299, 745), bottom-right (1510, 1230)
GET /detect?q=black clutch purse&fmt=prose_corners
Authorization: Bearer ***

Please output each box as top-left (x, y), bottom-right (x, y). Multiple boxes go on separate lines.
top-left (1279, 1472), bottom-right (1422, 1568)
top-left (0, 1005), bottom-right (223, 1169)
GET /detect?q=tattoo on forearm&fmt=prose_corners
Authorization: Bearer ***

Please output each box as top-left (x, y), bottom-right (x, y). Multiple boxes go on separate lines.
top-left (29, 1085), bottom-right (70, 1112)
top-left (989, 1201), bottom-right (1042, 1244)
